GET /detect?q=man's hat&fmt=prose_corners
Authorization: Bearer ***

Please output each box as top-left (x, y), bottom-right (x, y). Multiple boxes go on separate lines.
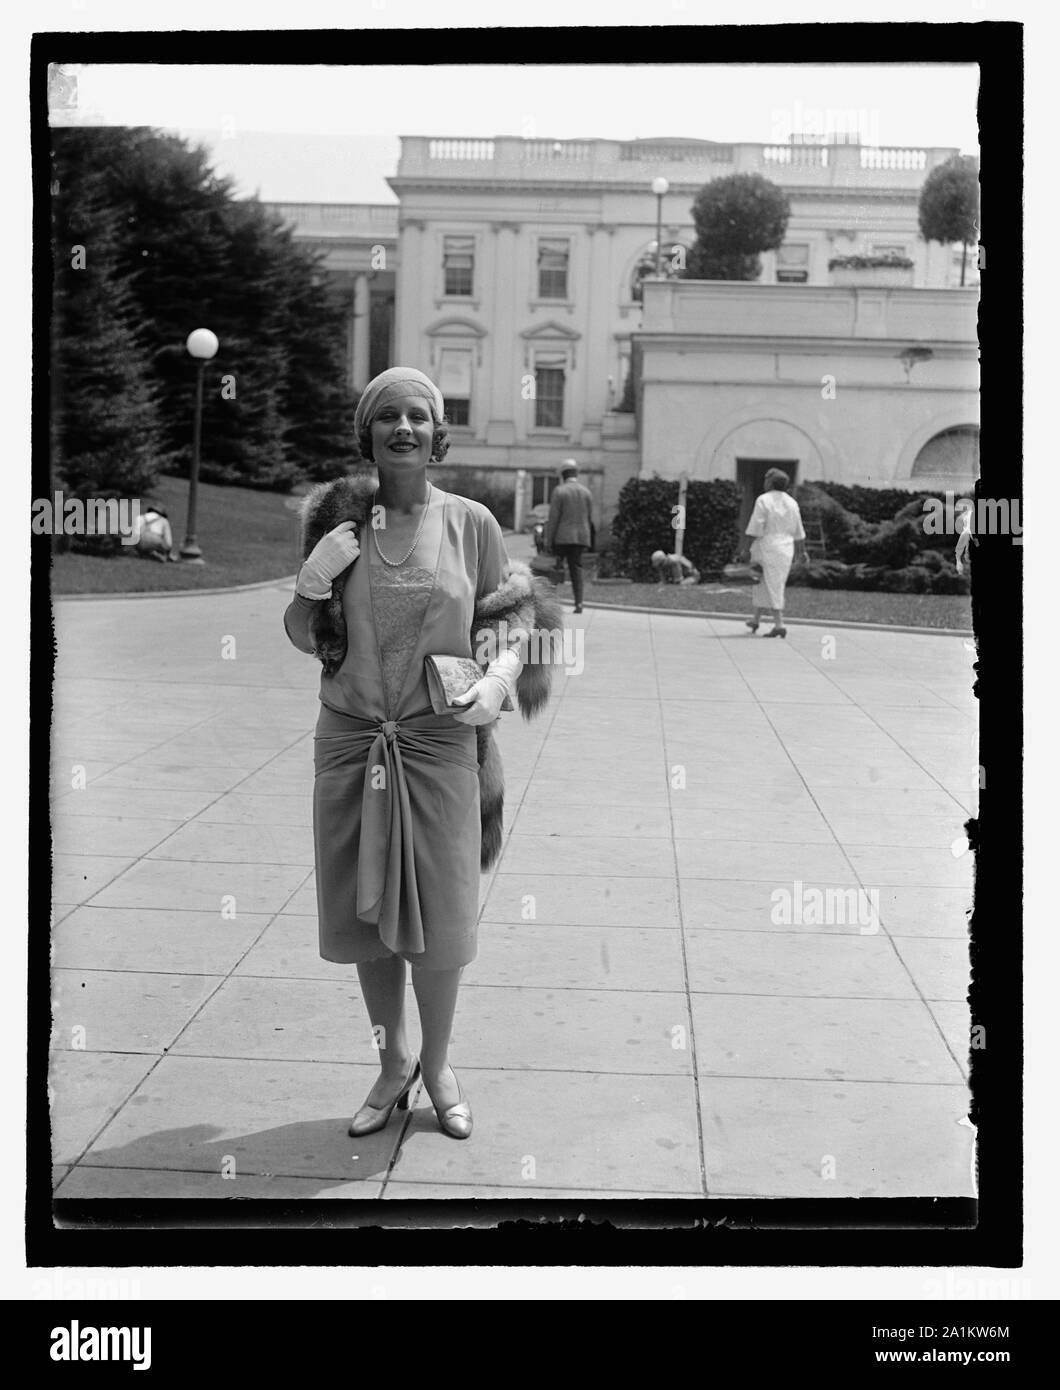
top-left (559, 458), bottom-right (578, 477)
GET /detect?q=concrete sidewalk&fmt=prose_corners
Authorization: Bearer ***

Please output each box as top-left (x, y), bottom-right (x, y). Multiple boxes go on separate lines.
top-left (49, 580), bottom-right (977, 1200)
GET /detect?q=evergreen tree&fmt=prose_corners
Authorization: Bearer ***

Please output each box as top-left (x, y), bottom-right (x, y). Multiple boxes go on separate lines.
top-left (195, 197), bottom-right (298, 489)
top-left (49, 125), bottom-right (358, 492)
top-left (276, 231), bottom-right (358, 481)
top-left (50, 146), bottom-right (165, 498)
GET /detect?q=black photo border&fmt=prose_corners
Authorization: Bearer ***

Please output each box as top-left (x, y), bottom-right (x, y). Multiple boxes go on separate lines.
top-left (29, 20), bottom-right (1021, 1271)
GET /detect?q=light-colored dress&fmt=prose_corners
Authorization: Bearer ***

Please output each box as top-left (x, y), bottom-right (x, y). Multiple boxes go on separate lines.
top-left (745, 490), bottom-right (806, 611)
top-left (307, 487), bottom-right (508, 970)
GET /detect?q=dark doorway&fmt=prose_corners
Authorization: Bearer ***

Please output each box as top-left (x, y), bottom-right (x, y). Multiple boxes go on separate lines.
top-left (736, 458), bottom-right (799, 536)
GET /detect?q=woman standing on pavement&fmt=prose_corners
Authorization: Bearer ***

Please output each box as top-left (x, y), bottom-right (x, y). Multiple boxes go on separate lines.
top-left (739, 468), bottom-right (808, 638)
top-left (283, 368), bottom-right (559, 1141)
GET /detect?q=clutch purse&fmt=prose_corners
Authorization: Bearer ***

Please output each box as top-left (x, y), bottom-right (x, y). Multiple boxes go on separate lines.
top-left (424, 655), bottom-right (515, 715)
top-left (720, 562), bottom-right (764, 585)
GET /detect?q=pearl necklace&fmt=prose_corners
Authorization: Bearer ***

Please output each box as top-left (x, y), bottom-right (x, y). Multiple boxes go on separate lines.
top-left (372, 484), bottom-right (433, 567)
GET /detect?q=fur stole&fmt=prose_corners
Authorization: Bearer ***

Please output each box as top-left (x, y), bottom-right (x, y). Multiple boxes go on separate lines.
top-left (299, 473), bottom-right (564, 868)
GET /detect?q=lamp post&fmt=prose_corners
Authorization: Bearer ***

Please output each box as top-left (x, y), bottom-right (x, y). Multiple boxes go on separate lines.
top-left (180, 328), bottom-right (219, 562)
top-left (651, 177), bottom-right (669, 277)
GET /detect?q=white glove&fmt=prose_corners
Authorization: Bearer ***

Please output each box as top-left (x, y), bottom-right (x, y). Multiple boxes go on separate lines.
top-left (296, 521), bottom-right (360, 599)
top-left (450, 647), bottom-right (523, 726)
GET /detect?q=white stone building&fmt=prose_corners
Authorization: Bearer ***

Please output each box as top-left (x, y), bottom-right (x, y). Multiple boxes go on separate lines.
top-left (266, 134), bottom-right (978, 525)
top-left (636, 279), bottom-right (979, 533)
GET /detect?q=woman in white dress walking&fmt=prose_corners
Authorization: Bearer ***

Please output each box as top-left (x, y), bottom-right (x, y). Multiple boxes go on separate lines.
top-left (739, 469), bottom-right (807, 638)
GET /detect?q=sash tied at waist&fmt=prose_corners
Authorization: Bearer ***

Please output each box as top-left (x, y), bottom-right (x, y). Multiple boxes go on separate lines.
top-left (314, 704), bottom-right (479, 958)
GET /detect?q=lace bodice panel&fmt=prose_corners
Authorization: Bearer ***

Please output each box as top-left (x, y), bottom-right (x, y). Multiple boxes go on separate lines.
top-left (369, 562), bottom-right (435, 713)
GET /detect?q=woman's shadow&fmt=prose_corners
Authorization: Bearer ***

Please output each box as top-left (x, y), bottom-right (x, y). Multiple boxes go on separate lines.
top-left (55, 1094), bottom-right (448, 1199)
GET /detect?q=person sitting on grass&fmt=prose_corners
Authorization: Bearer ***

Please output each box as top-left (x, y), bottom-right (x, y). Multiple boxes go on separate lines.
top-left (650, 550), bottom-right (700, 586)
top-left (131, 503), bottom-right (178, 562)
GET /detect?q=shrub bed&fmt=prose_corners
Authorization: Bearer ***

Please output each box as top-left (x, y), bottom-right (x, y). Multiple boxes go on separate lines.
top-left (606, 478), bottom-right (969, 594)
top-left (610, 476), bottom-right (740, 582)
top-left (793, 482), bottom-right (968, 591)
top-left (804, 480), bottom-right (946, 526)
top-left (788, 554), bottom-right (969, 595)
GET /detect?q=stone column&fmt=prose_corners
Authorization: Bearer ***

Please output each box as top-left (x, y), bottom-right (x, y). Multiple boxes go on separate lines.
top-left (583, 223), bottom-right (615, 436)
top-left (345, 288), bottom-right (357, 392)
top-left (486, 221), bottom-right (520, 446)
top-left (396, 219), bottom-right (425, 365)
top-left (352, 273), bottom-right (371, 392)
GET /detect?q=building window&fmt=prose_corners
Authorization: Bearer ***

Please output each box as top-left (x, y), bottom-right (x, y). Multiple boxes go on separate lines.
top-left (531, 474), bottom-right (561, 507)
top-left (872, 244), bottom-right (907, 257)
top-left (776, 243), bottom-right (810, 284)
top-left (437, 346), bottom-right (472, 427)
top-left (537, 238), bottom-right (570, 299)
top-left (911, 426), bottom-right (980, 479)
top-left (630, 243), bottom-right (687, 301)
top-left (615, 343), bottom-right (631, 407)
top-left (533, 354), bottom-right (566, 428)
top-left (443, 236), bottom-right (474, 296)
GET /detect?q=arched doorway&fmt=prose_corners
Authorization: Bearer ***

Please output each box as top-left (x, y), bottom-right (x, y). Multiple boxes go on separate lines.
top-left (696, 416), bottom-right (827, 532)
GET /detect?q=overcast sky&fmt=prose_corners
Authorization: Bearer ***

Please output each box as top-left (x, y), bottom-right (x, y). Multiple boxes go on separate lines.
top-left (56, 63), bottom-right (979, 203)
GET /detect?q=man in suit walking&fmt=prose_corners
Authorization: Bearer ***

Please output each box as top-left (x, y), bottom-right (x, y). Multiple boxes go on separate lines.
top-left (545, 459), bottom-right (594, 614)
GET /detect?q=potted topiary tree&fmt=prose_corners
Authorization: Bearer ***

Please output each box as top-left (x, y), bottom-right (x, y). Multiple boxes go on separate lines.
top-left (684, 173), bottom-right (791, 281)
top-left (918, 154), bottom-right (979, 287)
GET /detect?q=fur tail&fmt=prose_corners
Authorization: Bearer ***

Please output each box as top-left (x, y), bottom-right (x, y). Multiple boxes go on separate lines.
top-left (477, 725), bottom-right (505, 870)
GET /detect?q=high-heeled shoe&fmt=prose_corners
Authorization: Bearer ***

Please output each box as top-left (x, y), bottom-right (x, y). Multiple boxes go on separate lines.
top-left (348, 1056), bottom-right (420, 1137)
top-left (763, 625), bottom-right (787, 638)
top-left (426, 1067), bottom-right (473, 1140)
top-left (745, 619), bottom-right (759, 634)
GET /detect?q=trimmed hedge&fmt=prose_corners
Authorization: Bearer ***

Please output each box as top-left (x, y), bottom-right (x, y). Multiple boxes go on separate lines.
top-left (788, 552), bottom-right (969, 595)
top-left (610, 476), bottom-right (741, 582)
top-left (796, 482), bottom-right (960, 560)
top-left (429, 467), bottom-right (515, 529)
top-left (788, 481), bottom-right (969, 593)
top-left (804, 480), bottom-right (946, 525)
top-left (840, 517), bottom-right (923, 568)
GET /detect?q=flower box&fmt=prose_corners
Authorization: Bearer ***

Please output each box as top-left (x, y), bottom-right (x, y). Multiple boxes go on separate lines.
top-left (831, 265), bottom-right (915, 287)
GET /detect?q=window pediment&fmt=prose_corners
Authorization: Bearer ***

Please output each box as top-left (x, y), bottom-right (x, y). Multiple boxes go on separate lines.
top-left (520, 320), bottom-right (581, 342)
top-left (425, 316), bottom-right (487, 338)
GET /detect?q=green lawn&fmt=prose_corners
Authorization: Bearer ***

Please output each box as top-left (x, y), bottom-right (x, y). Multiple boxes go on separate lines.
top-left (51, 475), bottom-right (305, 595)
top-left (581, 579), bottom-right (973, 630)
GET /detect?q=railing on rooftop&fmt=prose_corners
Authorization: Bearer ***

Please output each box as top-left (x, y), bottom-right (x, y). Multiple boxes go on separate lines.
top-left (427, 138), bottom-right (495, 161)
top-left (524, 139), bottom-right (595, 161)
top-left (397, 136), bottom-right (955, 186)
top-left (762, 145), bottom-right (829, 167)
top-left (859, 147), bottom-right (929, 171)
top-left (619, 142), bottom-right (734, 162)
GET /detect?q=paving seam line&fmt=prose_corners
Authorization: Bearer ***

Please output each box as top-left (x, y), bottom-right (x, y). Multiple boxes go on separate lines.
top-left (583, 602), bottom-right (972, 637)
